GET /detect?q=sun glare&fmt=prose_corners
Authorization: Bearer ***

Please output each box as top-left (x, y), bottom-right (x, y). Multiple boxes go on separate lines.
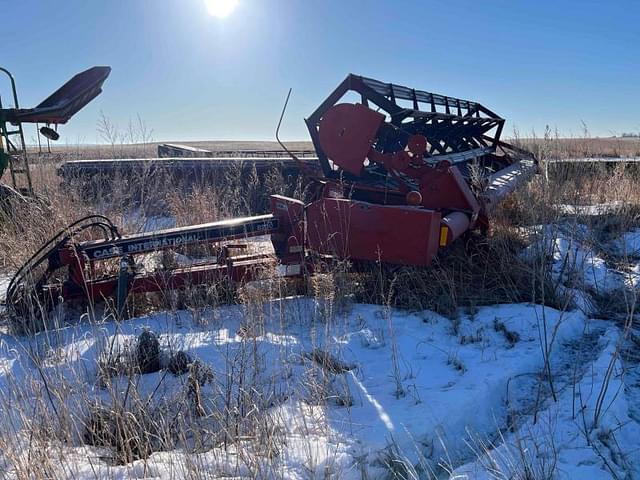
top-left (204, 0), bottom-right (239, 18)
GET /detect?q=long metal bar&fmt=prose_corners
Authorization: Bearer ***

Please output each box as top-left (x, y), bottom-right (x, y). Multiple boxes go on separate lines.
top-left (79, 214), bottom-right (278, 260)
top-left (59, 157), bottom-right (319, 167)
top-left (158, 143), bottom-right (316, 158)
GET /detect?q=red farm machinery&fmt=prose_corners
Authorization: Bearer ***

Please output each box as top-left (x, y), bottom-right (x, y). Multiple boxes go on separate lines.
top-left (6, 74), bottom-right (537, 330)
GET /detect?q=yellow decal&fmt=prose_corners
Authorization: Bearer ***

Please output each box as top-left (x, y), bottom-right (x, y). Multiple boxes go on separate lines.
top-left (439, 226), bottom-right (448, 247)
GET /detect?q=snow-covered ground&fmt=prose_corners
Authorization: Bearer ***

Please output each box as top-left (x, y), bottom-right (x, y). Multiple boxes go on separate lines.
top-left (522, 222), bottom-right (640, 315)
top-left (610, 228), bottom-right (640, 259)
top-left (1, 302), bottom-right (638, 479)
top-left (0, 220), bottom-right (638, 479)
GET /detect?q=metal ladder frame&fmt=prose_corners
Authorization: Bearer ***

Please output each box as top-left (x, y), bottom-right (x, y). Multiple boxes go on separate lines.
top-left (0, 67), bottom-right (33, 196)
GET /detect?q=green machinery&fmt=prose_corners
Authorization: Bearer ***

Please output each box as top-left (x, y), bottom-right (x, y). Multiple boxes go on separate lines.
top-left (0, 66), bottom-right (111, 195)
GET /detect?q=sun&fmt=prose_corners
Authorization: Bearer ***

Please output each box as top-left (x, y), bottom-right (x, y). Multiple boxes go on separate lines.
top-left (204, 0), bottom-right (239, 18)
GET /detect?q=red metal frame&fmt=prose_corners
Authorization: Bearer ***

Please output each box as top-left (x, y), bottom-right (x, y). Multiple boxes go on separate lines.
top-left (8, 75), bottom-right (537, 321)
top-left (55, 253), bottom-right (275, 303)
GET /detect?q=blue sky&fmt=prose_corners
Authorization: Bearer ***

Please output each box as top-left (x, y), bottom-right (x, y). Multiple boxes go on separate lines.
top-left (1, 0), bottom-right (638, 144)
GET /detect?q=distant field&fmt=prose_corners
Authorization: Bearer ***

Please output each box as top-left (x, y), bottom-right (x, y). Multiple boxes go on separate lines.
top-left (517, 136), bottom-right (640, 159)
top-left (27, 137), bottom-right (640, 161)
